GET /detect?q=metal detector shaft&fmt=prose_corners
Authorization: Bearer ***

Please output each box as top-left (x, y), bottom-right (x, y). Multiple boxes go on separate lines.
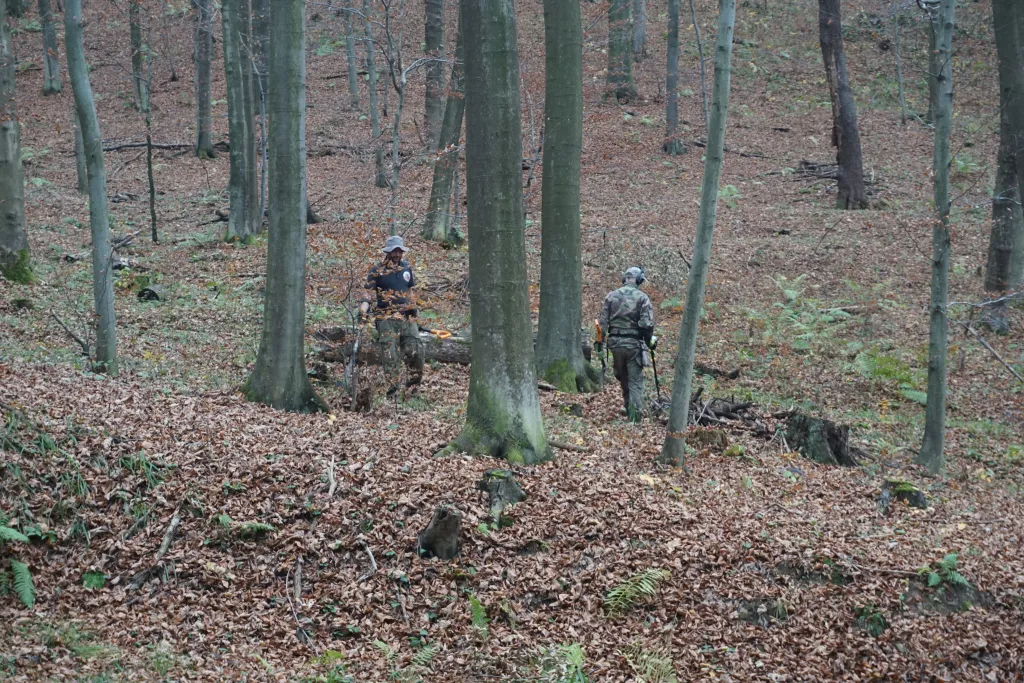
top-left (650, 347), bottom-right (663, 400)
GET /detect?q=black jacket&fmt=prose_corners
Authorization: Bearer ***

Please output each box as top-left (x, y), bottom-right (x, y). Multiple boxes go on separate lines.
top-left (365, 259), bottom-right (417, 315)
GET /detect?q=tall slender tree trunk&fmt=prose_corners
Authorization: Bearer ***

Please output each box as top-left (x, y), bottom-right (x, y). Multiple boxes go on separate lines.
top-left (606, 0), bottom-right (635, 103)
top-left (925, 17), bottom-right (938, 125)
top-left (818, 0), bottom-right (867, 209)
top-left (690, 0), bottom-right (709, 128)
top-left (659, 0), bottom-right (736, 466)
top-left (448, 0), bottom-right (549, 464)
top-left (222, 0), bottom-right (259, 240)
top-left (536, 0), bottom-right (595, 394)
top-left (893, 16), bottom-right (908, 125)
top-left (1009, 0), bottom-right (1024, 282)
top-left (73, 107), bottom-right (87, 193)
top-left (664, 0), bottom-right (684, 154)
top-left (632, 0), bottom-right (646, 61)
top-left (0, 0), bottom-right (31, 283)
top-left (65, 0), bottom-right (117, 374)
top-left (252, 0), bottom-right (269, 223)
top-left (424, 0), bottom-right (444, 149)
top-left (194, 0), bottom-right (215, 158)
top-left (363, 0), bottom-right (387, 187)
top-left (422, 12), bottom-right (464, 243)
top-left (983, 0), bottom-right (1024, 330)
top-left (344, 0), bottom-right (359, 110)
top-left (245, 0), bottom-right (325, 413)
top-left (130, 0), bottom-right (149, 112)
top-left (917, 0), bottom-right (955, 476)
top-left (37, 0), bottom-right (61, 94)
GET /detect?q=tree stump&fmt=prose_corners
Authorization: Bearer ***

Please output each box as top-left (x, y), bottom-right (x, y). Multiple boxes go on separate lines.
top-left (878, 479), bottom-right (928, 514)
top-left (137, 285), bottom-right (167, 301)
top-left (785, 413), bottom-right (858, 466)
top-left (417, 506), bottom-right (462, 560)
top-left (476, 469), bottom-right (526, 519)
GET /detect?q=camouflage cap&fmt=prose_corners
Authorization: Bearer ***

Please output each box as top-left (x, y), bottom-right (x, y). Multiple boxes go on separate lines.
top-left (623, 266), bottom-right (645, 284)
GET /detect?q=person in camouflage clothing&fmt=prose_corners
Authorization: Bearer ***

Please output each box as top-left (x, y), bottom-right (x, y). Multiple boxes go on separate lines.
top-left (598, 267), bottom-right (655, 422)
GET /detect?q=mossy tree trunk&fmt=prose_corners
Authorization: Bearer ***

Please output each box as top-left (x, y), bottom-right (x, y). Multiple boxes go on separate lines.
top-left (917, 0), bottom-right (955, 476)
top-left (343, 0), bottom-right (359, 110)
top-left (606, 0), bottom-right (635, 102)
top-left (421, 11), bottom-right (464, 243)
top-left (363, 0), bottom-right (387, 187)
top-left (450, 0), bottom-right (549, 465)
top-left (0, 0), bottom-right (31, 283)
top-left (222, 0), bottom-right (260, 240)
top-left (65, 0), bottom-right (117, 374)
top-left (194, 0), bottom-right (215, 158)
top-left (129, 0), bottom-right (149, 112)
top-left (659, 0), bottom-right (735, 466)
top-left (818, 0), bottom-right (867, 209)
top-left (663, 0), bottom-right (684, 154)
top-left (37, 0), bottom-right (61, 94)
top-left (536, 0), bottom-right (595, 394)
top-left (423, 0), bottom-right (444, 150)
top-left (245, 0), bottom-right (326, 413)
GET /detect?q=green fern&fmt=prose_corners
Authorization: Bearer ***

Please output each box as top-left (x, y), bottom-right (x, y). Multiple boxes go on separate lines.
top-left (604, 568), bottom-right (671, 616)
top-left (0, 526), bottom-right (29, 544)
top-left (11, 559), bottom-right (34, 608)
top-left (371, 639), bottom-right (397, 663)
top-left (410, 643), bottom-right (440, 669)
top-left (620, 642), bottom-right (677, 683)
top-left (541, 642), bottom-right (588, 683)
top-left (468, 593), bottom-right (488, 636)
top-left (235, 522), bottom-right (275, 539)
top-left (922, 553), bottom-right (972, 591)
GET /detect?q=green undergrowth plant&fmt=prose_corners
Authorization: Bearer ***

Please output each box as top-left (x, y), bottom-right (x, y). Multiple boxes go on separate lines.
top-left (0, 512), bottom-right (34, 609)
top-left (619, 642), bottom-right (677, 682)
top-left (370, 640), bottom-right (440, 683)
top-left (604, 568), bottom-right (671, 616)
top-left (854, 347), bottom-right (927, 405)
top-left (854, 604), bottom-right (888, 637)
top-left (920, 553), bottom-right (971, 592)
top-left (468, 593), bottom-right (489, 640)
top-left (538, 642), bottom-right (589, 683)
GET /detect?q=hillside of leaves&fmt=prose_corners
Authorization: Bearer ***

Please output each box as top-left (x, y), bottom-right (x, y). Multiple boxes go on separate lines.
top-left (1, 0), bottom-right (1022, 680)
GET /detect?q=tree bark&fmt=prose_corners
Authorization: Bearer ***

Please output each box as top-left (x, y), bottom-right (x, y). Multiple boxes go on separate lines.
top-left (424, 0), bottom-right (444, 150)
top-left (663, 0), bottom-right (684, 154)
top-left (65, 0), bottom-right (117, 374)
top-left (536, 0), bottom-right (595, 394)
top-left (421, 11), bottom-right (464, 243)
top-left (450, 0), bottom-right (549, 464)
top-left (632, 0), bottom-right (646, 61)
top-left (917, 0), bottom-right (955, 475)
top-left (222, 0), bottom-right (260, 240)
top-left (343, 0), bottom-right (359, 110)
top-left (245, 0), bottom-right (326, 413)
top-left (363, 0), bottom-right (387, 187)
top-left (0, 0), bottom-right (31, 283)
top-left (252, 0), bottom-right (269, 223)
top-left (129, 0), bottom-right (149, 112)
top-left (194, 0), bottom-right (215, 158)
top-left (1010, 0), bottom-right (1024, 286)
top-left (925, 16), bottom-right (938, 125)
top-left (37, 0), bottom-right (61, 94)
top-left (73, 107), bottom-right (87, 194)
top-left (659, 0), bottom-right (735, 466)
top-left (606, 0), bottom-right (635, 103)
top-left (818, 0), bottom-right (867, 209)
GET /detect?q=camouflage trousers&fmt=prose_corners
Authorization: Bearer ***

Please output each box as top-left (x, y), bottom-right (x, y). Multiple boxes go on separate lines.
top-left (611, 347), bottom-right (645, 422)
top-left (376, 318), bottom-right (424, 386)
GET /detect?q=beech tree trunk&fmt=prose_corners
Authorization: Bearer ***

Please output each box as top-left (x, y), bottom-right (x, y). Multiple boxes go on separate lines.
top-left (65, 0), bottom-right (117, 374)
top-left (222, 0), bottom-right (260, 240)
top-left (245, 0), bottom-right (326, 413)
top-left (449, 0), bottom-right (549, 464)
top-left (606, 0), bottom-right (635, 103)
top-left (344, 0), bottom-right (359, 110)
top-left (925, 17), bottom-right (938, 125)
top-left (632, 0), bottom-right (646, 61)
top-left (424, 0), bottom-right (444, 150)
top-left (363, 0), bottom-right (387, 187)
top-left (0, 0), bottom-right (31, 283)
top-left (536, 0), bottom-right (595, 394)
top-left (130, 0), bottom-right (149, 112)
top-left (818, 0), bottom-right (867, 209)
top-left (1009, 0), bottom-right (1024, 277)
top-left (660, 0), bottom-right (735, 466)
top-left (37, 0), bottom-right (61, 94)
top-left (73, 107), bottom-right (87, 193)
top-left (252, 0), bottom-right (269, 222)
top-left (421, 11), bottom-right (464, 243)
top-left (917, 0), bottom-right (955, 475)
top-left (194, 0), bottom-right (215, 158)
top-left (664, 0), bottom-right (684, 154)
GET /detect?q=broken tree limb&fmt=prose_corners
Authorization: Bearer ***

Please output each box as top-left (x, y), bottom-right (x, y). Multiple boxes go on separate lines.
top-left (49, 312), bottom-right (90, 357)
top-left (960, 322), bottom-right (1024, 384)
top-left (154, 511), bottom-right (182, 561)
top-left (549, 439), bottom-right (591, 453)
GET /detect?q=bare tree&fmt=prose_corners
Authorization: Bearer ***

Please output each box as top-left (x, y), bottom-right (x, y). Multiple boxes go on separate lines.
top-left (194, 0), bottom-right (216, 158)
top-left (632, 0), bottom-right (646, 61)
top-left (129, 0), bottom-right (149, 111)
top-left (423, 0), bottom-right (444, 149)
top-left (363, 0), bottom-right (387, 187)
top-left (343, 0), bottom-right (359, 110)
top-left (222, 0), bottom-right (260, 240)
top-left (0, 0), bottom-right (31, 283)
top-left (606, 0), bottom-right (635, 102)
top-left (663, 0), bottom-right (685, 154)
top-left (37, 0), bottom-right (61, 94)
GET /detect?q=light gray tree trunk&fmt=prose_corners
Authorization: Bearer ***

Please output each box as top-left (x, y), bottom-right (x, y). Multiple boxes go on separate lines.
top-left (252, 0), bottom-right (269, 223)
top-left (606, 0), bottom-right (635, 103)
top-left (917, 0), bottom-right (955, 475)
top-left (632, 0), bottom-right (646, 61)
top-left (194, 0), bottom-right (215, 158)
top-left (690, 0), bottom-right (709, 128)
top-left (818, 0), bottom-right (867, 209)
top-left (37, 0), bottom-right (61, 94)
top-left (421, 11), bottom-right (464, 243)
top-left (73, 107), bottom-right (87, 193)
top-left (448, 0), bottom-right (549, 464)
top-left (130, 0), bottom-right (149, 112)
top-left (424, 0), bottom-right (444, 149)
top-left (222, 0), bottom-right (260, 240)
top-left (245, 0), bottom-right (325, 413)
top-left (893, 16), bottom-right (908, 125)
top-left (343, 0), bottom-right (359, 110)
top-left (925, 16), bottom-right (938, 125)
top-left (664, 0), bottom-right (684, 154)
top-left (536, 0), bottom-right (595, 394)
top-left (659, 0), bottom-right (735, 466)
top-left (65, 0), bottom-right (117, 374)
top-left (0, 0), bottom-right (31, 283)
top-left (363, 0), bottom-right (387, 187)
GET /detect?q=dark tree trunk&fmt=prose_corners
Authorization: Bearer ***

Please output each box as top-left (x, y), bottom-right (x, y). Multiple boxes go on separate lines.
top-left (0, 0), bottom-right (31, 283)
top-left (818, 0), bottom-right (867, 209)
top-left (363, 0), bottom-right (387, 187)
top-left (424, 0), bottom-right (445, 150)
top-left (925, 17), bottom-right (938, 125)
top-left (632, 0), bottom-right (646, 61)
top-left (663, 0), bottom-right (684, 154)
top-left (606, 0), bottom-right (635, 103)
top-left (252, 0), bottom-right (269, 222)
top-left (343, 0), bottom-right (359, 110)
top-left (194, 0), bottom-right (215, 158)
top-left (130, 0), bottom-right (149, 112)
top-left (73, 107), bottom-right (87, 193)
top-left (37, 0), bottom-right (61, 94)
top-left (422, 11), bottom-right (464, 242)
top-left (222, 0), bottom-right (260, 239)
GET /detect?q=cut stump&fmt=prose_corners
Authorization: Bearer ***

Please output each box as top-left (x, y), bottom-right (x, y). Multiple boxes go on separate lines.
top-left (417, 505), bottom-right (462, 560)
top-left (878, 479), bottom-right (928, 514)
top-left (785, 413), bottom-right (858, 466)
top-left (476, 469), bottom-right (526, 519)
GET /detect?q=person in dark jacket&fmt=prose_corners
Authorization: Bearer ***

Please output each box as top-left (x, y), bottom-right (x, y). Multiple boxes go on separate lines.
top-left (360, 235), bottom-right (424, 391)
top-left (598, 267), bottom-right (654, 422)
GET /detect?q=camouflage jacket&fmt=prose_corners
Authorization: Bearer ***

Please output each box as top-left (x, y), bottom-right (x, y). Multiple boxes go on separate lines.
top-left (599, 285), bottom-right (653, 350)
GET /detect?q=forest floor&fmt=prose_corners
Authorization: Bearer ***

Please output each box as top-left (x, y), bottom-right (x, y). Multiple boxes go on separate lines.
top-left (1, 0), bottom-right (1023, 680)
